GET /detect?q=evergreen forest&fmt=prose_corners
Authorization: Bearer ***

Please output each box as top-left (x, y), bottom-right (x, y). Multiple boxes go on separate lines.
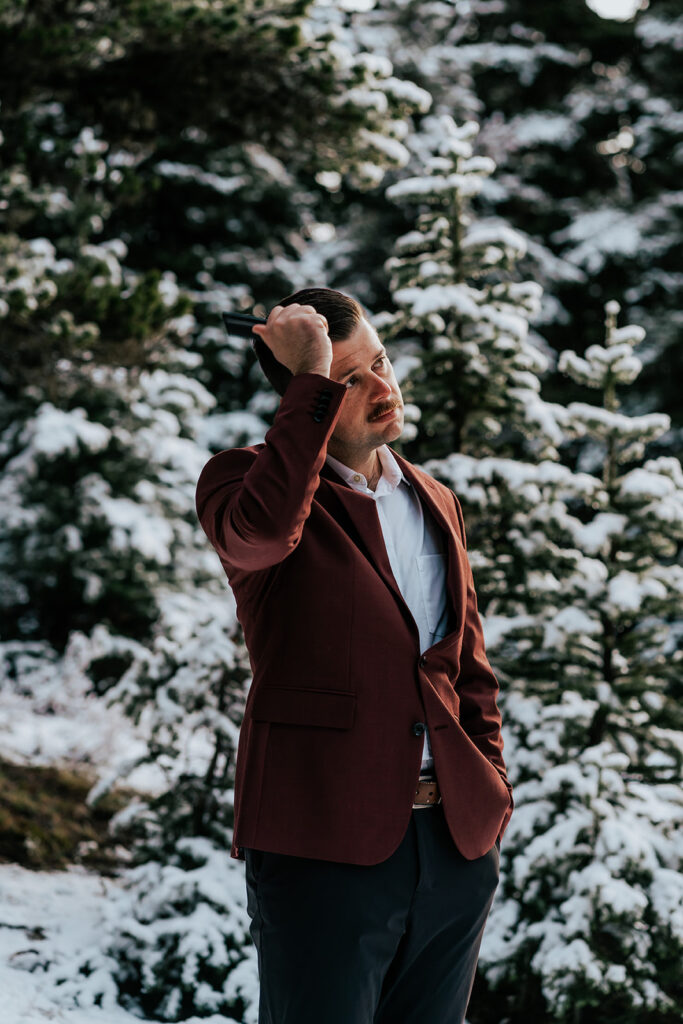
top-left (0, 1), bottom-right (681, 1022)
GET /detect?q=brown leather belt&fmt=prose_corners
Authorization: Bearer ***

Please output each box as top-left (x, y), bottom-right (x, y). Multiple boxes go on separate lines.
top-left (413, 773), bottom-right (441, 808)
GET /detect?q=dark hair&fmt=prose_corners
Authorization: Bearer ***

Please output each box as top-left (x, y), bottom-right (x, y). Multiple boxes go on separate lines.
top-left (252, 287), bottom-right (365, 396)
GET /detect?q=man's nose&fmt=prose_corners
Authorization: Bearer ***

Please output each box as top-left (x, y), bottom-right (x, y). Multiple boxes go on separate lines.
top-left (370, 373), bottom-right (393, 400)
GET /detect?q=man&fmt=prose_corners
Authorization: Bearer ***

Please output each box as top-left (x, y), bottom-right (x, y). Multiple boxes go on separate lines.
top-left (195, 288), bottom-right (513, 1024)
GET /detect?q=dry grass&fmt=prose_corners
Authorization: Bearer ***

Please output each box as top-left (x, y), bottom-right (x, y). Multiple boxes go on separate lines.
top-left (0, 758), bottom-right (134, 873)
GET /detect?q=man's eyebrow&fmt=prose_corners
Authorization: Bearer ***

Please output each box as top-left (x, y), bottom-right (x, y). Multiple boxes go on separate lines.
top-left (337, 348), bottom-right (386, 380)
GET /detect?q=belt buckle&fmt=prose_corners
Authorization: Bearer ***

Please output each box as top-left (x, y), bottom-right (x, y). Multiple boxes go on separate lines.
top-left (413, 773), bottom-right (441, 809)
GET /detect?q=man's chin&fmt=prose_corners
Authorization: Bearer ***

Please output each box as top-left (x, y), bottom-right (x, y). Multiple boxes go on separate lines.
top-left (375, 412), bottom-right (404, 443)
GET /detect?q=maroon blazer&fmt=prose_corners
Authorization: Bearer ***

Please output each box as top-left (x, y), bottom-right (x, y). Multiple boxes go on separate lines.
top-left (195, 372), bottom-right (513, 864)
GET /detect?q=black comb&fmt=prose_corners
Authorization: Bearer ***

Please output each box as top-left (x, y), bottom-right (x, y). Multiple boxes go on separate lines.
top-left (222, 311), bottom-right (268, 340)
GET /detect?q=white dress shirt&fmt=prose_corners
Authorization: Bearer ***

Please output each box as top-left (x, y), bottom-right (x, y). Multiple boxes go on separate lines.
top-left (325, 445), bottom-right (451, 772)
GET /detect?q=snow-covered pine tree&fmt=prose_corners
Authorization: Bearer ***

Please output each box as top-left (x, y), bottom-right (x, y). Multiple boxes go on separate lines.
top-left (326, 0), bottom-right (602, 342)
top-left (428, 301), bottom-right (683, 1023)
top-left (629, 0), bottom-right (683, 438)
top-left (379, 113), bottom-right (557, 465)
top-left (318, 0), bottom-right (683, 446)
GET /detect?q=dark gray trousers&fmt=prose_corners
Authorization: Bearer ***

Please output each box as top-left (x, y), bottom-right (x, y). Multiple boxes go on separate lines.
top-left (244, 805), bottom-right (500, 1023)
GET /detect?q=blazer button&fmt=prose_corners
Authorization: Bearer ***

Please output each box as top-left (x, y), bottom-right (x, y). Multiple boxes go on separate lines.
top-left (419, 655), bottom-right (427, 667)
top-left (412, 722), bottom-right (426, 736)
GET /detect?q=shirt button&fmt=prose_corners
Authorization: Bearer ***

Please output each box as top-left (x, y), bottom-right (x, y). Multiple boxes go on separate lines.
top-left (412, 722), bottom-right (426, 736)
top-left (353, 474), bottom-right (362, 482)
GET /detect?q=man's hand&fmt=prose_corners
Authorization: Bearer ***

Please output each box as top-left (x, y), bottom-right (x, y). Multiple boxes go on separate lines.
top-left (251, 304), bottom-right (333, 379)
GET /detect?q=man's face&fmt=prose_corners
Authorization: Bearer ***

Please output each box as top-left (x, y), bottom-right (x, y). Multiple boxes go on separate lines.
top-left (327, 318), bottom-right (404, 462)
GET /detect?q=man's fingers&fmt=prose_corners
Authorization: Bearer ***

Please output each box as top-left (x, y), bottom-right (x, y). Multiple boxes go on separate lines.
top-left (250, 301), bottom-right (333, 377)
top-left (290, 305), bottom-right (329, 332)
top-left (267, 304), bottom-right (285, 323)
top-left (264, 303), bottom-right (328, 332)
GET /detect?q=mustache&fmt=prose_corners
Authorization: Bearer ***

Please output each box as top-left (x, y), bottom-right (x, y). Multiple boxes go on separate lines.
top-left (369, 399), bottom-right (402, 422)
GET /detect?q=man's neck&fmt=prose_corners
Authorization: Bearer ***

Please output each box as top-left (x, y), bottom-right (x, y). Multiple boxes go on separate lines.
top-left (327, 445), bottom-right (384, 492)
top-left (365, 454), bottom-right (383, 492)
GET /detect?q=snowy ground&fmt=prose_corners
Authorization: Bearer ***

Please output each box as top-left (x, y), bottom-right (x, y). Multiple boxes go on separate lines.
top-left (0, 667), bottom-right (178, 1023)
top-left (0, 863), bottom-right (250, 1024)
top-left (0, 671), bottom-right (242, 1024)
top-left (0, 862), bottom-right (144, 1024)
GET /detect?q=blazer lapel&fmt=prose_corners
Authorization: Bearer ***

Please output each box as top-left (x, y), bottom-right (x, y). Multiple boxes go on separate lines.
top-left (318, 461), bottom-right (419, 639)
top-left (318, 453), bottom-right (466, 642)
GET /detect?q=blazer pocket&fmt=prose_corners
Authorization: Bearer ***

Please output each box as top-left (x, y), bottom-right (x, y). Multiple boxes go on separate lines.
top-left (250, 685), bottom-right (357, 730)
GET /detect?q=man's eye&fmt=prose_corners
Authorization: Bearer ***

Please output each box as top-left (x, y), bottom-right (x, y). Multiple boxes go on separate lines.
top-left (345, 376), bottom-right (358, 388)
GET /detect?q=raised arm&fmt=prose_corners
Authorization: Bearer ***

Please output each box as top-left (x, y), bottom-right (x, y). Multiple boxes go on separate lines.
top-left (196, 373), bottom-right (346, 570)
top-left (195, 304), bottom-right (347, 572)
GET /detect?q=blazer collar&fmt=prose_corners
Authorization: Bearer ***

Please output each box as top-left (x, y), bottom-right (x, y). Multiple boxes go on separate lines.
top-left (324, 444), bottom-right (408, 494)
top-left (320, 448), bottom-right (454, 541)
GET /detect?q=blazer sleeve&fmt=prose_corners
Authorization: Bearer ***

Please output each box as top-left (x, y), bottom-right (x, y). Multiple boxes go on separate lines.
top-left (195, 373), bottom-right (347, 572)
top-left (451, 491), bottom-right (514, 811)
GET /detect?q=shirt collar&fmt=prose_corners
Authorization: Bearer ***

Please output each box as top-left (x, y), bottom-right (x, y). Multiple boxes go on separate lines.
top-left (325, 445), bottom-right (409, 497)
